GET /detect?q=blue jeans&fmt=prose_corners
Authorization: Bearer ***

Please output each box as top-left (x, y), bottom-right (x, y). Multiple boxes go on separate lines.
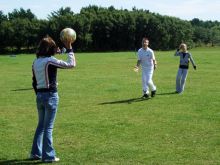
top-left (31, 92), bottom-right (59, 160)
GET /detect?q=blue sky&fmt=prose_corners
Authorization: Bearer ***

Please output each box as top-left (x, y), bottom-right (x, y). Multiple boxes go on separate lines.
top-left (1, 0), bottom-right (220, 21)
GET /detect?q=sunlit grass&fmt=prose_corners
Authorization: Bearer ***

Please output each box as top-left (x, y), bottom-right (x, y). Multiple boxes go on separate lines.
top-left (0, 48), bottom-right (219, 164)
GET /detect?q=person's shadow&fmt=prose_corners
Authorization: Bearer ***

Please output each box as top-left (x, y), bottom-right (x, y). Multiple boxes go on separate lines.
top-left (11, 88), bottom-right (33, 92)
top-left (99, 97), bottom-right (150, 105)
top-left (98, 91), bottom-right (178, 105)
top-left (156, 91), bottom-right (177, 95)
top-left (0, 159), bottom-right (43, 165)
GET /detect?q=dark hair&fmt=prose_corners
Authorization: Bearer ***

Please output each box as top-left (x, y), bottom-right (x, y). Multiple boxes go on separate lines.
top-left (36, 36), bottom-right (57, 58)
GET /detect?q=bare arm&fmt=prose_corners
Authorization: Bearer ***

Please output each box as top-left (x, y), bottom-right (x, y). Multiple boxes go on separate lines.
top-left (153, 59), bottom-right (157, 70)
top-left (152, 50), bottom-right (157, 70)
top-left (63, 39), bottom-right (73, 50)
top-left (136, 60), bottom-right (141, 68)
top-left (134, 60), bottom-right (141, 72)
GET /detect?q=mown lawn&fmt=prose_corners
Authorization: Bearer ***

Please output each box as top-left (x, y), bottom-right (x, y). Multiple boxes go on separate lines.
top-left (0, 47), bottom-right (219, 164)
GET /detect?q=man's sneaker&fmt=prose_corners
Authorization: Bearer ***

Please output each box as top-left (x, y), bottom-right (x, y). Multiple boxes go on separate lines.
top-left (142, 94), bottom-right (149, 99)
top-left (43, 157), bottom-right (60, 163)
top-left (29, 154), bottom-right (41, 160)
top-left (151, 90), bottom-right (156, 97)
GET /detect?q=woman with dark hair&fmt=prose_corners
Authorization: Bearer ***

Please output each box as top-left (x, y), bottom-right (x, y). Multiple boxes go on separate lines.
top-left (30, 35), bottom-right (76, 163)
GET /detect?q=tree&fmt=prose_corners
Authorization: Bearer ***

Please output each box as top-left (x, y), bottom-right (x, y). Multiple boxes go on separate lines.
top-left (0, 11), bottom-right (7, 23)
top-left (192, 26), bottom-right (210, 45)
top-left (210, 26), bottom-right (220, 46)
top-left (48, 7), bottom-right (74, 19)
top-left (8, 8), bottom-right (36, 20)
top-left (1, 6), bottom-right (220, 54)
top-left (6, 8), bottom-right (41, 52)
top-left (0, 11), bottom-right (8, 52)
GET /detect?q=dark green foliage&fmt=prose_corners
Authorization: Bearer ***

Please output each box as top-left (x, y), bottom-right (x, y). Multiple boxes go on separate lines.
top-left (190, 18), bottom-right (220, 46)
top-left (0, 6), bottom-right (220, 53)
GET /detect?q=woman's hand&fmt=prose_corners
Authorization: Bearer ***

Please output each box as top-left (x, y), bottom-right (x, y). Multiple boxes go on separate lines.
top-left (62, 39), bottom-right (73, 49)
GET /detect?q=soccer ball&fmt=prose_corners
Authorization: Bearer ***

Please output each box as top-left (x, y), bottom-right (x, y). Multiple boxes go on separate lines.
top-left (60, 28), bottom-right (76, 43)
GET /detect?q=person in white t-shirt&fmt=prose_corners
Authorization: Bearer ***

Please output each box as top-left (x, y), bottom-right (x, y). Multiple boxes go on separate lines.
top-left (134, 37), bottom-right (157, 98)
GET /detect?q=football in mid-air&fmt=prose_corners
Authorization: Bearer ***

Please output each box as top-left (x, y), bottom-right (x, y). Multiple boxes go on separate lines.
top-left (60, 28), bottom-right (76, 43)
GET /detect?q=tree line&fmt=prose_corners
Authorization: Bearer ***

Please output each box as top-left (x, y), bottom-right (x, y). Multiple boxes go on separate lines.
top-left (0, 5), bottom-right (220, 53)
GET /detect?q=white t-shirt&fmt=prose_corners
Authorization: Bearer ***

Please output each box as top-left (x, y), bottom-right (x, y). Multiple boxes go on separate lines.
top-left (137, 47), bottom-right (155, 69)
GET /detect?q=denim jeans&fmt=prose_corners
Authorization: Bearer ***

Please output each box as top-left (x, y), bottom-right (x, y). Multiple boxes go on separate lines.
top-left (31, 92), bottom-right (59, 160)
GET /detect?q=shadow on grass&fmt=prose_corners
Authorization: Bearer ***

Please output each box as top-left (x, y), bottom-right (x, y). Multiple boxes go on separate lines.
top-left (0, 159), bottom-right (43, 165)
top-left (99, 91), bottom-right (178, 105)
top-left (11, 88), bottom-right (33, 92)
top-left (99, 97), bottom-right (150, 105)
top-left (156, 91), bottom-right (178, 95)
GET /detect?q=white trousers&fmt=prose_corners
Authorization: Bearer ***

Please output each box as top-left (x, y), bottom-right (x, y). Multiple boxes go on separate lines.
top-left (176, 68), bottom-right (188, 93)
top-left (142, 68), bottom-right (156, 94)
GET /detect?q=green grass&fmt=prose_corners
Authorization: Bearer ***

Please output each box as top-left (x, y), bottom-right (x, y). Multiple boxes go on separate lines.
top-left (0, 47), bottom-right (220, 164)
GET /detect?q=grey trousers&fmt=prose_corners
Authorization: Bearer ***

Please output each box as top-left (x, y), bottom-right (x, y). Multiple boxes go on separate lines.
top-left (176, 68), bottom-right (188, 93)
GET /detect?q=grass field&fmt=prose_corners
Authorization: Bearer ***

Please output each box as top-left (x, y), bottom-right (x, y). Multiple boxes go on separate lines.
top-left (0, 47), bottom-right (220, 164)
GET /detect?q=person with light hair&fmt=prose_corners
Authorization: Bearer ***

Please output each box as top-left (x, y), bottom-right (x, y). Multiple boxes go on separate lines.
top-left (175, 43), bottom-right (196, 93)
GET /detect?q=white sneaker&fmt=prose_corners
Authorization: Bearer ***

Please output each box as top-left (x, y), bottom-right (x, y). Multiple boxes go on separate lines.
top-left (43, 157), bottom-right (60, 163)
